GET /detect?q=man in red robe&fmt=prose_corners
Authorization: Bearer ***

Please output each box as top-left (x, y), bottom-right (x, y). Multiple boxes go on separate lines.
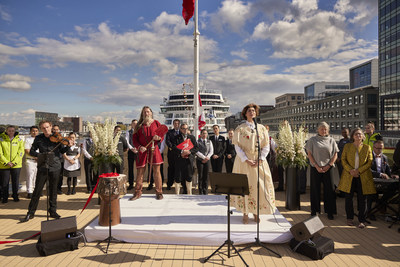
top-left (129, 106), bottom-right (164, 200)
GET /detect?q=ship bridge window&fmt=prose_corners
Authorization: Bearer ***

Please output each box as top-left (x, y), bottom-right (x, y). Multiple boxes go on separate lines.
top-left (200, 95), bottom-right (221, 100)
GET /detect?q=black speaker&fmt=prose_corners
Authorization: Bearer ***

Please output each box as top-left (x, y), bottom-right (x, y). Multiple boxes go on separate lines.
top-left (41, 216), bottom-right (77, 243)
top-left (290, 216), bottom-right (325, 241)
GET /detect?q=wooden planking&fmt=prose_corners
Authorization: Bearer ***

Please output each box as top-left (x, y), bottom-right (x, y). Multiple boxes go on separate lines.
top-left (1, 188), bottom-right (400, 267)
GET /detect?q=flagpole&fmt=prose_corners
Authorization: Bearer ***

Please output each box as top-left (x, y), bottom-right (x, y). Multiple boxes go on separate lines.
top-left (193, 0), bottom-right (199, 138)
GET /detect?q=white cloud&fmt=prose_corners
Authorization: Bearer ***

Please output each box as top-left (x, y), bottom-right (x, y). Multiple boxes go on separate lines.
top-left (210, 0), bottom-right (253, 34)
top-left (0, 109), bottom-right (36, 126)
top-left (334, 0), bottom-right (378, 27)
top-left (0, 5), bottom-right (11, 22)
top-left (204, 64), bottom-right (309, 109)
top-left (0, 14), bottom-right (218, 77)
top-left (250, 0), bottom-right (378, 60)
top-left (230, 49), bottom-right (249, 59)
top-left (0, 74), bottom-right (33, 91)
top-left (251, 11), bottom-right (353, 59)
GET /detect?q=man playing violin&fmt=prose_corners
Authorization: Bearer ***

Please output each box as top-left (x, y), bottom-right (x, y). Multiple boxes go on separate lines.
top-left (21, 120), bottom-right (73, 222)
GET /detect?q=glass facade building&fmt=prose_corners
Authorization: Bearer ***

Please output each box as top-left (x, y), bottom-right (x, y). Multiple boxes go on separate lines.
top-left (379, 0), bottom-right (400, 130)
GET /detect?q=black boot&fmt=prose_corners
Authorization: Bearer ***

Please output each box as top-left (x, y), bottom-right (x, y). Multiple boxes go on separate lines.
top-left (66, 177), bottom-right (71, 195)
top-left (71, 177), bottom-right (77, 195)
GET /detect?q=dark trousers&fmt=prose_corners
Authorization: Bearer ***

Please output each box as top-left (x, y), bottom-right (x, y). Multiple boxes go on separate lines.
top-left (127, 151), bottom-right (136, 187)
top-left (225, 157), bottom-right (235, 173)
top-left (345, 178), bottom-right (367, 223)
top-left (0, 168), bottom-right (21, 199)
top-left (167, 150), bottom-right (176, 187)
top-left (211, 156), bottom-right (224, 172)
top-left (84, 158), bottom-right (97, 191)
top-left (277, 165), bottom-right (284, 189)
top-left (337, 161), bottom-right (344, 178)
top-left (197, 160), bottom-right (210, 195)
top-left (27, 168), bottom-right (60, 215)
top-left (57, 161), bottom-right (64, 191)
top-left (174, 158), bottom-right (193, 183)
top-left (112, 157), bottom-right (124, 175)
top-left (310, 167), bottom-right (336, 215)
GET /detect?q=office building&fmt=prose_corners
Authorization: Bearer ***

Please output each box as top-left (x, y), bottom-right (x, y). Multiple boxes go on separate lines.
top-left (304, 81), bottom-right (349, 102)
top-left (379, 0), bottom-right (400, 131)
top-left (275, 94), bottom-right (304, 109)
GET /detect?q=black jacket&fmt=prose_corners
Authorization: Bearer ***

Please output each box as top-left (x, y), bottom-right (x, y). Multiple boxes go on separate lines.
top-left (30, 133), bottom-right (69, 171)
top-left (224, 138), bottom-right (236, 158)
top-left (172, 134), bottom-right (198, 164)
top-left (210, 135), bottom-right (226, 158)
top-left (371, 153), bottom-right (391, 178)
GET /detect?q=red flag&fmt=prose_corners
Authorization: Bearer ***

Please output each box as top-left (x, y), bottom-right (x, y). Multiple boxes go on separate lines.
top-left (182, 0), bottom-right (195, 25)
top-left (198, 111), bottom-right (206, 130)
top-left (155, 124), bottom-right (168, 137)
top-left (198, 93), bottom-right (202, 107)
top-left (177, 139), bottom-right (194, 150)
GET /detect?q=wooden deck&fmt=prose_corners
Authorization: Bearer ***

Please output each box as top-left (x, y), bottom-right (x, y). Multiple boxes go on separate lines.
top-left (1, 187), bottom-right (399, 267)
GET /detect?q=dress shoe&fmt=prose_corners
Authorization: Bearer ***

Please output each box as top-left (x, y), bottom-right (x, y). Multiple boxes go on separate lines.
top-left (328, 214), bottom-right (334, 220)
top-left (57, 190), bottom-right (63, 195)
top-left (2, 198), bottom-right (8, 204)
top-left (156, 194), bottom-right (164, 200)
top-left (13, 196), bottom-right (20, 202)
top-left (20, 213), bottom-right (34, 222)
top-left (49, 212), bottom-right (61, 219)
top-left (127, 185), bottom-right (134, 190)
top-left (146, 184), bottom-right (154, 191)
top-left (166, 185), bottom-right (171, 190)
top-left (347, 219), bottom-right (354, 226)
top-left (66, 190), bottom-right (71, 195)
top-left (71, 188), bottom-right (76, 195)
top-left (129, 195), bottom-right (140, 201)
top-left (27, 193), bottom-right (32, 199)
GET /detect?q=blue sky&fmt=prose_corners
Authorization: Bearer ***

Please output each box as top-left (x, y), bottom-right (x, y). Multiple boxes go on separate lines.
top-left (0, 0), bottom-right (378, 126)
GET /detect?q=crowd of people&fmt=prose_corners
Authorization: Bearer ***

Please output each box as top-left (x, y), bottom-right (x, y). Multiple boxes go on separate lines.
top-left (0, 105), bottom-right (399, 228)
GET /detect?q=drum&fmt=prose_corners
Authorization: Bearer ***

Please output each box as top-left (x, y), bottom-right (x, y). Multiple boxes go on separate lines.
top-left (98, 174), bottom-right (127, 226)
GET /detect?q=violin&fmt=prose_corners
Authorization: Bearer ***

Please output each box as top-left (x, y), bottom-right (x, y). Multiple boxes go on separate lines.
top-left (49, 132), bottom-right (71, 146)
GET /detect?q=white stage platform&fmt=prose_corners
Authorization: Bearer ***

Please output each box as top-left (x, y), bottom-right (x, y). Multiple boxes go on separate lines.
top-left (85, 195), bottom-right (293, 246)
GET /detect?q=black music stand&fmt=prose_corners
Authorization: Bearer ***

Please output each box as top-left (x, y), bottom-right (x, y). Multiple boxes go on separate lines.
top-left (37, 152), bottom-right (55, 221)
top-left (97, 179), bottom-right (124, 253)
top-left (203, 173), bottom-right (250, 266)
top-left (237, 120), bottom-right (281, 258)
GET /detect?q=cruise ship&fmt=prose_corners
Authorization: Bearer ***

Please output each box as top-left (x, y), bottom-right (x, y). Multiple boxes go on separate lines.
top-left (160, 83), bottom-right (230, 132)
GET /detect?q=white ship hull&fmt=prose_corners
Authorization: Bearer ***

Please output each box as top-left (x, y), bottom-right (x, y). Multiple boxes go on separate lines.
top-left (160, 84), bottom-right (230, 133)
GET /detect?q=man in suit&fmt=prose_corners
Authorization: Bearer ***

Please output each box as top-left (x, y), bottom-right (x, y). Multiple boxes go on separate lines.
top-left (196, 129), bottom-right (213, 195)
top-left (126, 119), bottom-right (138, 190)
top-left (224, 129), bottom-right (236, 173)
top-left (368, 140), bottom-right (399, 220)
top-left (172, 123), bottom-right (198, 195)
top-left (210, 125), bottom-right (226, 172)
top-left (81, 133), bottom-right (97, 193)
top-left (165, 119), bottom-right (180, 190)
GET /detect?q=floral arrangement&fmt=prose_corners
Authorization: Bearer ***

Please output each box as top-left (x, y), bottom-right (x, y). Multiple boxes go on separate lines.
top-left (87, 119), bottom-right (122, 169)
top-left (293, 125), bottom-right (308, 169)
top-left (276, 121), bottom-right (308, 169)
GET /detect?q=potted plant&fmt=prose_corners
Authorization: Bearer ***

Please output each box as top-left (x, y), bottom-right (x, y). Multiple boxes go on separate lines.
top-left (87, 119), bottom-right (122, 174)
top-left (276, 121), bottom-right (308, 210)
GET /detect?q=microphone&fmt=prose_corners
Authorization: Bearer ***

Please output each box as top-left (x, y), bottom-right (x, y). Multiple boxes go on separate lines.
top-left (253, 117), bottom-right (257, 126)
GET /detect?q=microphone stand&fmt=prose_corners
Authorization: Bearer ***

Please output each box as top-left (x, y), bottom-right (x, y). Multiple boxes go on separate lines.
top-left (238, 118), bottom-right (281, 258)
